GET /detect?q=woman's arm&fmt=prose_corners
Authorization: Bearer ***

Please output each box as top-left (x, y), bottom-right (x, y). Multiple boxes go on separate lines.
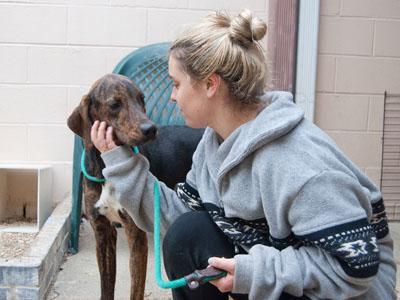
top-left (232, 170), bottom-right (383, 299)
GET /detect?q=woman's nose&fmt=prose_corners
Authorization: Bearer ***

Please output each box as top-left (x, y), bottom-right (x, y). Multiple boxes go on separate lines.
top-left (170, 89), bottom-right (177, 102)
top-left (170, 95), bottom-right (177, 103)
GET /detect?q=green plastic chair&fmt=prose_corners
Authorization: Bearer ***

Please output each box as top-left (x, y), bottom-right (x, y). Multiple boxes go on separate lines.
top-left (70, 42), bottom-right (185, 253)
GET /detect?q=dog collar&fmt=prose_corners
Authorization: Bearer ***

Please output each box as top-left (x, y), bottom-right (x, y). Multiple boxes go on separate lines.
top-left (81, 146), bottom-right (139, 183)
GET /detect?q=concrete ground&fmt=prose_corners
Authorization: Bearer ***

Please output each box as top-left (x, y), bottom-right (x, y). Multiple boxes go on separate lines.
top-left (47, 220), bottom-right (171, 300)
top-left (47, 221), bottom-right (400, 300)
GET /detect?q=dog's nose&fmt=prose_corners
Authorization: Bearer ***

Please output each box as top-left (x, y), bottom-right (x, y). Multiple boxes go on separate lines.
top-left (140, 123), bottom-right (157, 138)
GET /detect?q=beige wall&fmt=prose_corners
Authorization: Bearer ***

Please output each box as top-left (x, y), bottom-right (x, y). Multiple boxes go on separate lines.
top-left (315, 0), bottom-right (400, 191)
top-left (0, 1), bottom-right (268, 205)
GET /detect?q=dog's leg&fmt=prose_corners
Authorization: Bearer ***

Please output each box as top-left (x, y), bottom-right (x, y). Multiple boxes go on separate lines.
top-left (91, 216), bottom-right (117, 300)
top-left (119, 210), bottom-right (148, 300)
top-left (85, 187), bottom-right (117, 300)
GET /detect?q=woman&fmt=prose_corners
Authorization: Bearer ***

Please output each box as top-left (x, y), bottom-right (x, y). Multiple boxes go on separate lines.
top-left (91, 9), bottom-right (396, 300)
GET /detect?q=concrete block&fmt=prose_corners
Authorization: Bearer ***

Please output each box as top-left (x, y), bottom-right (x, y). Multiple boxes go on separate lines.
top-left (0, 199), bottom-right (70, 300)
top-left (368, 96), bottom-right (385, 132)
top-left (67, 86), bottom-right (90, 117)
top-left (147, 9), bottom-right (205, 44)
top-left (318, 17), bottom-right (373, 55)
top-left (320, 0), bottom-right (340, 16)
top-left (0, 126), bottom-right (28, 161)
top-left (188, 0), bottom-right (266, 12)
top-left (315, 94), bottom-right (369, 131)
top-left (67, 6), bottom-right (146, 46)
top-left (28, 46), bottom-right (107, 85)
top-left (341, 0), bottom-right (400, 19)
top-left (105, 47), bottom-right (136, 73)
top-left (1, 266), bottom-right (38, 286)
top-left (0, 4), bottom-right (66, 44)
top-left (0, 85), bottom-right (68, 124)
top-left (0, 46), bottom-right (27, 83)
top-left (15, 288), bottom-right (39, 300)
top-left (27, 125), bottom-right (74, 161)
top-left (365, 168), bottom-right (382, 188)
top-left (327, 131), bottom-right (382, 168)
top-left (316, 55), bottom-right (335, 92)
top-left (111, 0), bottom-right (188, 8)
top-left (69, 0), bottom-right (107, 4)
top-left (50, 164), bottom-right (72, 205)
top-left (0, 288), bottom-right (6, 299)
top-left (374, 20), bottom-right (400, 57)
top-left (336, 57), bottom-right (400, 94)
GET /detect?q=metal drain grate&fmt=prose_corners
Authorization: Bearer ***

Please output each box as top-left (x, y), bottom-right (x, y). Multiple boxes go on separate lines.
top-left (381, 92), bottom-right (400, 220)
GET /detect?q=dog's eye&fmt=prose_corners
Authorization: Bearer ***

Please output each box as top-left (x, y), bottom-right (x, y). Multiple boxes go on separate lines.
top-left (109, 101), bottom-right (121, 111)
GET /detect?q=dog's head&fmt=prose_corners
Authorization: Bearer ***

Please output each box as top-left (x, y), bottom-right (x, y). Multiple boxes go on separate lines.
top-left (67, 74), bottom-right (157, 146)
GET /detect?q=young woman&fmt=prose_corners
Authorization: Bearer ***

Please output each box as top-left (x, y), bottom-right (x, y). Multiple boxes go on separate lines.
top-left (91, 9), bottom-right (396, 300)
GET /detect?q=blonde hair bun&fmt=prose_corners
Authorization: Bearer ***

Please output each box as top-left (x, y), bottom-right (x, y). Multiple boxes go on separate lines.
top-left (229, 9), bottom-right (267, 47)
top-left (170, 9), bottom-right (268, 104)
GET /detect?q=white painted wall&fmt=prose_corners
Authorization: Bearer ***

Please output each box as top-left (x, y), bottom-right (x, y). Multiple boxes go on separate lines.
top-left (0, 0), bottom-right (268, 204)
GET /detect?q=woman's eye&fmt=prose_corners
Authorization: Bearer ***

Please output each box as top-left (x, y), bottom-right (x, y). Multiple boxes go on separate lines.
top-left (173, 82), bottom-right (179, 88)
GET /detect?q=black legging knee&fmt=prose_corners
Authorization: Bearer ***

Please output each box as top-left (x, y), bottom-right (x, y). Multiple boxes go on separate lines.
top-left (162, 210), bottom-right (248, 300)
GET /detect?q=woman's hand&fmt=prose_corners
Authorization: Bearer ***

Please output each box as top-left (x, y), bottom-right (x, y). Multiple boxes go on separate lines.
top-left (91, 121), bottom-right (117, 153)
top-left (207, 257), bottom-right (236, 293)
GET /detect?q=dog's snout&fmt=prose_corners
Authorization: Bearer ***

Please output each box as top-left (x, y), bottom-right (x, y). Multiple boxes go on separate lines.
top-left (140, 123), bottom-right (157, 138)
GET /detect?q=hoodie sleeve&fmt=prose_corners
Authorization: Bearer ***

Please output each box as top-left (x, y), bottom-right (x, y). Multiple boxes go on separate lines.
top-left (100, 145), bottom-right (193, 234)
top-left (232, 170), bottom-right (380, 299)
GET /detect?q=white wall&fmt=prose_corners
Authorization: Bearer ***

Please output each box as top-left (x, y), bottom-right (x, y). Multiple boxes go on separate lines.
top-left (0, 0), bottom-right (268, 204)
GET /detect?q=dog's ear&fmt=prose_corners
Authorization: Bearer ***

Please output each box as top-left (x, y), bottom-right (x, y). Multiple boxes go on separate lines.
top-left (67, 95), bottom-right (91, 138)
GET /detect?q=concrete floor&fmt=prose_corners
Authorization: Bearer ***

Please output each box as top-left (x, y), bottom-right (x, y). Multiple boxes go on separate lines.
top-left (47, 221), bottom-right (400, 300)
top-left (47, 220), bottom-right (171, 300)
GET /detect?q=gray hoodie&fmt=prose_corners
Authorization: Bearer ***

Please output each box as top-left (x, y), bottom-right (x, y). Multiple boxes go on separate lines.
top-left (101, 91), bottom-right (396, 299)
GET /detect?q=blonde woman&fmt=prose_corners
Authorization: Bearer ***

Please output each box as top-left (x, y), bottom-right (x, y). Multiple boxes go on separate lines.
top-left (91, 10), bottom-right (396, 300)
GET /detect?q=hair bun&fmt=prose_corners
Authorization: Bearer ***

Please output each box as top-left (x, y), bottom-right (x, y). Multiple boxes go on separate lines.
top-left (229, 9), bottom-right (267, 47)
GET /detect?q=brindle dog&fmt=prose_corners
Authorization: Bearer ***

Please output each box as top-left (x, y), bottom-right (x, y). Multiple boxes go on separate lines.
top-left (67, 74), bottom-right (156, 300)
top-left (67, 73), bottom-right (204, 300)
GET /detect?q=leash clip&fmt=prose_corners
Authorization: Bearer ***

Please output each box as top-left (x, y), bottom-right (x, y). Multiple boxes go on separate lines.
top-left (184, 266), bottom-right (227, 289)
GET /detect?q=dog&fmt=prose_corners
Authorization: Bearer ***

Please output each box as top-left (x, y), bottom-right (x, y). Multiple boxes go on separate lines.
top-left (67, 73), bottom-right (203, 300)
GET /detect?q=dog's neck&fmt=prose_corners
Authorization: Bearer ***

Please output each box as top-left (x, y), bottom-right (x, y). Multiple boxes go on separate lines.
top-left (83, 142), bottom-right (106, 185)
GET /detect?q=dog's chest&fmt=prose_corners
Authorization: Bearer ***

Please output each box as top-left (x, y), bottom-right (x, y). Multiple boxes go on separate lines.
top-left (95, 182), bottom-right (123, 224)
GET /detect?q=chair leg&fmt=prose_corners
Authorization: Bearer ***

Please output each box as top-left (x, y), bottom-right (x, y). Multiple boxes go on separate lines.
top-left (69, 135), bottom-right (84, 254)
top-left (69, 172), bottom-right (83, 254)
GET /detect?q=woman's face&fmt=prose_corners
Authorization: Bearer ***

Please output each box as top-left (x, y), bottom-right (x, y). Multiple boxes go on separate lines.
top-left (168, 55), bottom-right (213, 128)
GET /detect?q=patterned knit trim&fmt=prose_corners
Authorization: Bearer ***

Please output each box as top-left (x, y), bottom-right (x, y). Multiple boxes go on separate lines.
top-left (371, 198), bottom-right (389, 239)
top-left (298, 218), bottom-right (380, 278)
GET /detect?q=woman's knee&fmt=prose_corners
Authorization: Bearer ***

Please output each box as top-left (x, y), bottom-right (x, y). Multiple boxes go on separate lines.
top-left (163, 211), bottom-right (211, 257)
top-left (163, 210), bottom-right (235, 268)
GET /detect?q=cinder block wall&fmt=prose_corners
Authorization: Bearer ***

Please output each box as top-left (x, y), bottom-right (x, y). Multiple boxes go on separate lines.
top-left (0, 0), bottom-right (268, 205)
top-left (315, 0), bottom-right (400, 190)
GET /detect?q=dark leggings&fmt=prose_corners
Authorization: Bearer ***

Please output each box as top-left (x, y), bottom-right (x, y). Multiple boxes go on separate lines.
top-left (162, 210), bottom-right (248, 300)
top-left (162, 211), bottom-right (309, 300)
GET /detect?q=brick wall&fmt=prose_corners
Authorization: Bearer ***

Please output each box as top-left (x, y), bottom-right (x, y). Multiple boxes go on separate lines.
top-left (0, 1), bottom-right (268, 205)
top-left (315, 0), bottom-right (400, 190)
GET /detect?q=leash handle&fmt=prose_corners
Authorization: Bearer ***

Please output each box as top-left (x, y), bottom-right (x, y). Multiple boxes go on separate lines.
top-left (184, 266), bottom-right (227, 289)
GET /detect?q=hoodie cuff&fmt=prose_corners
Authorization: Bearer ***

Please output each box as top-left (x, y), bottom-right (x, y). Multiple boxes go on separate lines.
top-left (101, 145), bottom-right (134, 166)
top-left (233, 254), bottom-right (254, 294)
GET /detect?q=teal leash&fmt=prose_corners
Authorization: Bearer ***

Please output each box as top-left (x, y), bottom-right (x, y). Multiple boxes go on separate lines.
top-left (81, 146), bottom-right (139, 183)
top-left (153, 180), bottom-right (188, 288)
top-left (81, 145), bottom-right (226, 289)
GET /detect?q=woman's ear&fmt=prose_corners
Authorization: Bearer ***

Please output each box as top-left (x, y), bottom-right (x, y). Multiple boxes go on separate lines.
top-left (205, 73), bottom-right (221, 98)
